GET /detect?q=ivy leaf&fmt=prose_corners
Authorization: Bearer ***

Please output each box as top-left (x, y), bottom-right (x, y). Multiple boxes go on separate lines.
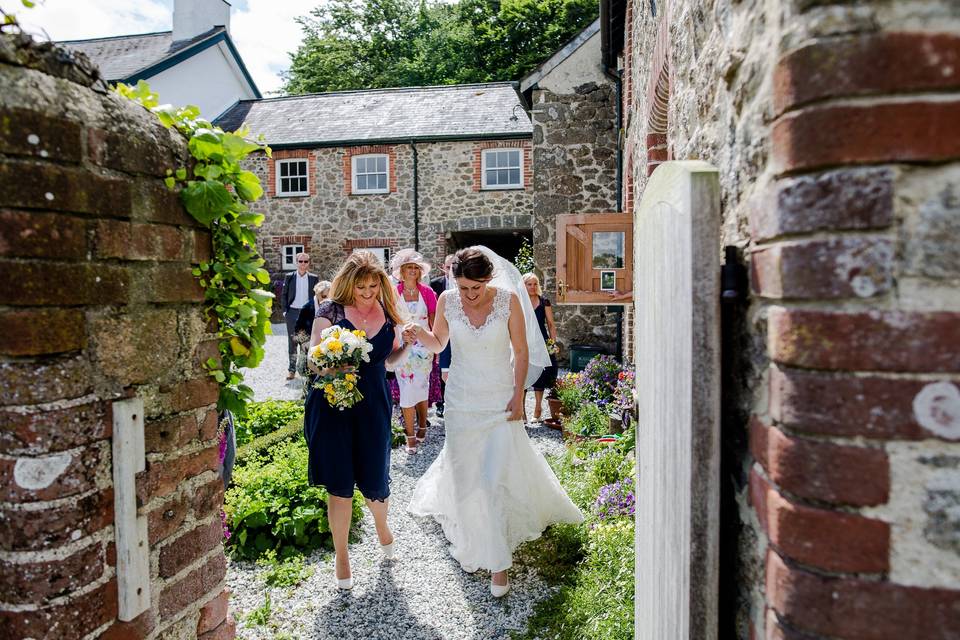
top-left (254, 269), bottom-right (271, 284)
top-left (235, 171), bottom-right (263, 202)
top-left (175, 167), bottom-right (187, 180)
top-left (230, 337), bottom-right (251, 357)
top-left (164, 176), bottom-right (175, 189)
top-left (222, 133), bottom-right (262, 162)
top-left (181, 181), bottom-right (232, 225)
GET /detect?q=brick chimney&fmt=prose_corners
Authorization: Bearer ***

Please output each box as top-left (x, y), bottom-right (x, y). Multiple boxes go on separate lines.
top-left (172, 0), bottom-right (231, 42)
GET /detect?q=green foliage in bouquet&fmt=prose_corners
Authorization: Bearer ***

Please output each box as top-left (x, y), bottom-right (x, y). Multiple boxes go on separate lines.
top-left (115, 80), bottom-right (273, 419)
top-left (225, 439), bottom-right (363, 559)
top-left (235, 400), bottom-right (304, 446)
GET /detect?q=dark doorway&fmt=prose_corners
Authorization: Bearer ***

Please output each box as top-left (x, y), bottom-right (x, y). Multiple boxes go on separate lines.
top-left (448, 229), bottom-right (532, 264)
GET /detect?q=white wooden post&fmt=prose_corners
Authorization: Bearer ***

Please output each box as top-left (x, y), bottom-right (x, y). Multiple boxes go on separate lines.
top-left (111, 397), bottom-right (150, 621)
top-left (634, 161), bottom-right (721, 640)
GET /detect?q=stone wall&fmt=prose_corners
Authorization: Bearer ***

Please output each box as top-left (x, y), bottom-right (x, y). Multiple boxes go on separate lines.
top-left (248, 139), bottom-right (534, 282)
top-left (625, 0), bottom-right (960, 637)
top-left (530, 82), bottom-right (623, 360)
top-left (0, 35), bottom-right (233, 639)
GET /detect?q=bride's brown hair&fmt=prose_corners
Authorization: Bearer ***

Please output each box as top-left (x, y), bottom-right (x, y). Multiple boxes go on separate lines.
top-left (329, 251), bottom-right (406, 325)
top-left (451, 247), bottom-right (494, 281)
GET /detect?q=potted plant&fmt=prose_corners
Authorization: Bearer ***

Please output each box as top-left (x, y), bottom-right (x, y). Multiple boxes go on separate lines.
top-left (553, 372), bottom-right (587, 419)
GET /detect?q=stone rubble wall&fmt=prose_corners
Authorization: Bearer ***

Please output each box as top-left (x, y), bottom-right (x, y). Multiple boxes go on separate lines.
top-left (626, 0), bottom-right (960, 637)
top-left (530, 83), bottom-right (624, 361)
top-left (0, 34), bottom-right (233, 640)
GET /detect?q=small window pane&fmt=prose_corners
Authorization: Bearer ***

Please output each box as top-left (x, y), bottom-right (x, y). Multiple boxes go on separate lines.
top-left (376, 157), bottom-right (386, 173)
top-left (357, 174), bottom-right (368, 190)
top-left (592, 232), bottom-right (625, 269)
top-left (280, 163), bottom-right (289, 177)
top-left (486, 169), bottom-right (497, 185)
top-left (488, 153), bottom-right (498, 169)
top-left (506, 150), bottom-right (520, 166)
top-left (377, 174), bottom-right (387, 190)
top-left (509, 168), bottom-right (520, 184)
top-left (497, 169), bottom-right (509, 184)
top-left (298, 177), bottom-right (307, 192)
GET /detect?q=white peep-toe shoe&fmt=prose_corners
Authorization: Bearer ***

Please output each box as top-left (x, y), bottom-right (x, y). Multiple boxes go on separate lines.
top-left (336, 575), bottom-right (354, 590)
top-left (490, 577), bottom-right (510, 598)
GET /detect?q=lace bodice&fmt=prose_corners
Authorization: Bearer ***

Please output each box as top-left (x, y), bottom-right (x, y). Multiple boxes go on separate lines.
top-left (443, 288), bottom-right (515, 409)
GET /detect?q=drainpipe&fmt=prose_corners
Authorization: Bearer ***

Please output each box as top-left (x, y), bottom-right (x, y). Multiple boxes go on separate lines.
top-left (603, 64), bottom-right (625, 359)
top-left (411, 141), bottom-right (420, 251)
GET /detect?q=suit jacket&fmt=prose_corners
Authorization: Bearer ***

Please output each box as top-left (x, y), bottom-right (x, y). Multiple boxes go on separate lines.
top-left (294, 298), bottom-right (316, 336)
top-left (281, 271), bottom-right (319, 314)
top-left (429, 275), bottom-right (447, 299)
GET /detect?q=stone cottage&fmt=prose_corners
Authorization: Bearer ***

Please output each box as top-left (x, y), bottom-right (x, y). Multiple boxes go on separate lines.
top-left (215, 83), bottom-right (534, 282)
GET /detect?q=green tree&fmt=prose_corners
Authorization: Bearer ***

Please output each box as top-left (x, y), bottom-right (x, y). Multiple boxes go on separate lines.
top-left (282, 0), bottom-right (598, 94)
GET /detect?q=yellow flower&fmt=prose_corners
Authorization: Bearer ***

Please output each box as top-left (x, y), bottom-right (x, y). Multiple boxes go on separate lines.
top-left (327, 340), bottom-right (343, 353)
top-left (344, 373), bottom-right (357, 382)
top-left (353, 329), bottom-right (365, 338)
top-left (324, 384), bottom-right (334, 393)
top-left (345, 382), bottom-right (354, 390)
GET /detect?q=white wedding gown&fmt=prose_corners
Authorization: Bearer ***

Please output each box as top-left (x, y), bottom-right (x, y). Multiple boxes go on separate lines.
top-left (408, 287), bottom-right (584, 573)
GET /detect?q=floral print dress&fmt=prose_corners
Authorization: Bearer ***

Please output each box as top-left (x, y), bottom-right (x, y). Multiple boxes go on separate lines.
top-left (396, 292), bottom-right (434, 408)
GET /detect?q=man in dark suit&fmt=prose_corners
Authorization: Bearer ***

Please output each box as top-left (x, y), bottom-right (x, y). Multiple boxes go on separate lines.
top-left (281, 253), bottom-right (319, 380)
top-left (430, 254), bottom-right (455, 416)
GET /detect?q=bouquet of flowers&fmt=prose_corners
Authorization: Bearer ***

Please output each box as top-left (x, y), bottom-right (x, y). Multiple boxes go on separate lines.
top-left (545, 338), bottom-right (560, 356)
top-left (308, 326), bottom-right (374, 410)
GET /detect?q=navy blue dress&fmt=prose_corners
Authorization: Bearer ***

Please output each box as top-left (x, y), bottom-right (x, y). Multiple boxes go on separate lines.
top-left (531, 297), bottom-right (558, 391)
top-left (304, 301), bottom-right (393, 501)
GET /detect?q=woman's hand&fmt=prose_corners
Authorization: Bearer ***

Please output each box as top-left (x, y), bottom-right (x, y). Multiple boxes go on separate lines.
top-left (319, 364), bottom-right (357, 378)
top-left (505, 392), bottom-right (524, 422)
top-left (401, 323), bottom-right (420, 345)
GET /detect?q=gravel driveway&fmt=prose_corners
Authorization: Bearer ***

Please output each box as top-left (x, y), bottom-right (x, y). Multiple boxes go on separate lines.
top-left (230, 323), bottom-right (567, 639)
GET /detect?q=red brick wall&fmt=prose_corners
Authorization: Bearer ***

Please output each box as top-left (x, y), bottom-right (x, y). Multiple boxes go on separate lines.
top-left (0, 36), bottom-right (233, 639)
top-left (750, 31), bottom-right (960, 639)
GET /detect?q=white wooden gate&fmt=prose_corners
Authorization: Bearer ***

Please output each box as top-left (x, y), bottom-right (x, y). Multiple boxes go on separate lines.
top-left (634, 161), bottom-right (721, 640)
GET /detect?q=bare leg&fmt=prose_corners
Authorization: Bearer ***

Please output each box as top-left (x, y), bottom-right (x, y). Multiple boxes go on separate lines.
top-left (534, 389), bottom-right (544, 420)
top-left (365, 498), bottom-right (393, 546)
top-left (402, 406), bottom-right (418, 452)
top-left (328, 495), bottom-right (353, 580)
top-left (415, 401), bottom-right (428, 433)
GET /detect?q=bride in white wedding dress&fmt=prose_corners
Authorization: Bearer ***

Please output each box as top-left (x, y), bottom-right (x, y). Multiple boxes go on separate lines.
top-left (405, 247), bottom-right (583, 597)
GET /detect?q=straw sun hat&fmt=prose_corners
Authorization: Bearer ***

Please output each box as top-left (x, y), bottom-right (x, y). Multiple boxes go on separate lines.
top-left (390, 248), bottom-right (431, 281)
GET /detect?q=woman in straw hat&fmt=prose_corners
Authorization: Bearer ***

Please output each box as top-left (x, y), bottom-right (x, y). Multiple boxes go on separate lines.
top-left (390, 248), bottom-right (439, 454)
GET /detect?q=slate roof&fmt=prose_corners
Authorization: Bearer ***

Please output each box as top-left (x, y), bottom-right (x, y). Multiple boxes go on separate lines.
top-left (215, 83), bottom-right (532, 147)
top-left (59, 27), bottom-right (225, 83)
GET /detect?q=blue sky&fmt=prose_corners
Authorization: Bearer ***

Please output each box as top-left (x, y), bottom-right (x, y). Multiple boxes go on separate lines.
top-left (18, 0), bottom-right (321, 94)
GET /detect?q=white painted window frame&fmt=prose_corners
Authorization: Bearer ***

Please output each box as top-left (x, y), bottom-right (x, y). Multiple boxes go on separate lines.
top-left (354, 246), bottom-right (391, 268)
top-left (281, 244), bottom-right (305, 271)
top-left (481, 148), bottom-right (524, 190)
top-left (276, 158), bottom-right (309, 197)
top-left (351, 154), bottom-right (390, 195)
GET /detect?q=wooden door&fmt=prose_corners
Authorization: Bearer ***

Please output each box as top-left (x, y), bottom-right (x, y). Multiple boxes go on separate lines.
top-left (556, 213), bottom-right (633, 304)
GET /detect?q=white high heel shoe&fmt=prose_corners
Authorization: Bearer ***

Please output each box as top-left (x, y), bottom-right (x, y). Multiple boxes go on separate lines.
top-left (381, 537), bottom-right (396, 560)
top-left (490, 576), bottom-right (510, 598)
top-left (336, 574), bottom-right (354, 590)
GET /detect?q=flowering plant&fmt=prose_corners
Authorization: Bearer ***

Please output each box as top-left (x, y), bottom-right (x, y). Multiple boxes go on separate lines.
top-left (582, 354), bottom-right (622, 407)
top-left (308, 326), bottom-right (373, 410)
top-left (555, 372), bottom-right (588, 415)
top-left (611, 369), bottom-right (636, 415)
top-left (592, 476), bottom-right (635, 521)
top-left (545, 338), bottom-right (560, 356)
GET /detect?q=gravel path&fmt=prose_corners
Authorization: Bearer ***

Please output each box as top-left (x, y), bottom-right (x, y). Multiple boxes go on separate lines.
top-left (230, 323), bottom-right (568, 640)
top-left (245, 323), bottom-right (309, 402)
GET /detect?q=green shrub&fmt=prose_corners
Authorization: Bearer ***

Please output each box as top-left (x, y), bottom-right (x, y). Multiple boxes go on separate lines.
top-left (257, 549), bottom-right (314, 587)
top-left (555, 372), bottom-right (589, 415)
top-left (235, 400), bottom-right (304, 446)
top-left (565, 403), bottom-right (609, 438)
top-left (235, 421), bottom-right (303, 465)
top-left (224, 438), bottom-right (363, 560)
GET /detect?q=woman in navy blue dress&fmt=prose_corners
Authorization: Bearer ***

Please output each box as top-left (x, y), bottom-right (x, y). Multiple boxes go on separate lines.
top-left (304, 251), bottom-right (412, 590)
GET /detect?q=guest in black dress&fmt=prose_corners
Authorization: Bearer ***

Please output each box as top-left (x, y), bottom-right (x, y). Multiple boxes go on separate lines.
top-left (523, 273), bottom-right (558, 421)
top-left (304, 252), bottom-right (412, 590)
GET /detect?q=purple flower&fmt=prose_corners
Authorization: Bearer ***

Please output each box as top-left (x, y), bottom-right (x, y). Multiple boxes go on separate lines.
top-left (592, 476), bottom-right (635, 521)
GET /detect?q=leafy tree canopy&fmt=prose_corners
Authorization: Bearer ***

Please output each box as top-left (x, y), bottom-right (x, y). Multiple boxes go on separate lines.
top-left (282, 0), bottom-right (599, 94)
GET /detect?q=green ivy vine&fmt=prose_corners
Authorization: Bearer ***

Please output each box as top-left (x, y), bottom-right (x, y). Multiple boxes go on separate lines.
top-left (116, 81), bottom-right (274, 417)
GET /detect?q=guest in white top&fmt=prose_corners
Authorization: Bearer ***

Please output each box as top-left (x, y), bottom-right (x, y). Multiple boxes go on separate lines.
top-left (281, 253), bottom-right (319, 380)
